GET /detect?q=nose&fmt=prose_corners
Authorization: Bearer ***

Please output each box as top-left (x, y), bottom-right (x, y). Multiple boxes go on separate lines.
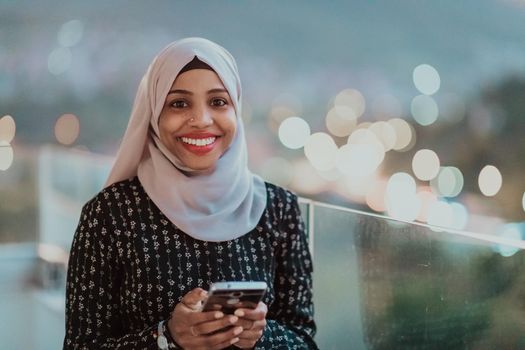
top-left (188, 105), bottom-right (213, 127)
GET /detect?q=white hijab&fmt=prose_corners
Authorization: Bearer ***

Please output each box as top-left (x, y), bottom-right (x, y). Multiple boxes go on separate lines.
top-left (104, 37), bottom-right (267, 242)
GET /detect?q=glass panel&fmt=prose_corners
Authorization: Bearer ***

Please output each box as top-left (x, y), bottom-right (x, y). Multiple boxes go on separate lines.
top-left (312, 203), bottom-right (525, 350)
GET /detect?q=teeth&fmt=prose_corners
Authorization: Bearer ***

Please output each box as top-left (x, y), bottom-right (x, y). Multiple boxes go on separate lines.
top-left (180, 137), bottom-right (216, 146)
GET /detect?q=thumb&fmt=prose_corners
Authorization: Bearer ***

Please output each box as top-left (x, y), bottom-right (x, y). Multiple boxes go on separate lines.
top-left (181, 288), bottom-right (208, 309)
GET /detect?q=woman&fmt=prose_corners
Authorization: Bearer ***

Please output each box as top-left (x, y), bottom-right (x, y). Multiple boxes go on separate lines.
top-left (63, 37), bottom-right (317, 350)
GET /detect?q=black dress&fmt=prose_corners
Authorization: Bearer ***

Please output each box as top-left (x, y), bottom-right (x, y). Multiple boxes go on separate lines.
top-left (63, 177), bottom-right (318, 349)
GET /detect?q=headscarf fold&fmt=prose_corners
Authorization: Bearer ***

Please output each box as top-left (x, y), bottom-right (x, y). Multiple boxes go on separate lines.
top-left (105, 37), bottom-right (267, 242)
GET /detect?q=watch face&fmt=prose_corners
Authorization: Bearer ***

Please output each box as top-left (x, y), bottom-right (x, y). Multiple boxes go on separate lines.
top-left (157, 335), bottom-right (169, 349)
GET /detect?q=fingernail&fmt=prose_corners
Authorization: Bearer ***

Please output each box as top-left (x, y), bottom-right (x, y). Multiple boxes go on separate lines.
top-left (214, 312), bottom-right (224, 319)
top-left (233, 326), bottom-right (243, 335)
top-left (229, 316), bottom-right (238, 324)
top-left (231, 337), bottom-right (240, 344)
top-left (234, 310), bottom-right (244, 317)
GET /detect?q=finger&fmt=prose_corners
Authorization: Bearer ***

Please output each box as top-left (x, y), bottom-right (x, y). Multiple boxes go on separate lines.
top-left (234, 308), bottom-right (266, 321)
top-left (181, 288), bottom-right (208, 309)
top-left (208, 335), bottom-right (241, 350)
top-left (232, 318), bottom-right (253, 330)
top-left (190, 325), bottom-right (244, 349)
top-left (185, 310), bottom-right (225, 326)
top-left (192, 315), bottom-right (239, 335)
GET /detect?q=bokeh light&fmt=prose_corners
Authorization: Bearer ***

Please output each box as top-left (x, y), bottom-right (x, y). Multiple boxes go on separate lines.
top-left (431, 166), bottom-right (464, 197)
top-left (290, 158), bottom-right (326, 194)
top-left (411, 95), bottom-right (439, 126)
top-left (412, 149), bottom-right (440, 181)
top-left (478, 165), bottom-right (502, 197)
top-left (0, 114), bottom-right (16, 143)
top-left (416, 188), bottom-right (438, 222)
top-left (366, 179), bottom-right (388, 212)
top-left (268, 105), bottom-right (296, 133)
top-left (522, 192), bottom-right (525, 213)
top-left (57, 19), bottom-right (84, 48)
top-left (334, 88), bottom-right (366, 118)
top-left (495, 223), bottom-right (523, 257)
top-left (48, 47), bottom-right (72, 75)
top-left (304, 132), bottom-right (337, 171)
top-left (450, 202), bottom-right (469, 230)
top-left (413, 64), bottom-right (441, 95)
top-left (0, 143), bottom-right (14, 171)
top-left (55, 113), bottom-right (80, 145)
top-left (387, 118), bottom-right (415, 151)
top-left (338, 173), bottom-right (377, 202)
top-left (427, 200), bottom-right (453, 228)
top-left (336, 129), bottom-right (385, 176)
top-left (325, 106), bottom-right (357, 137)
top-left (318, 168), bottom-right (342, 182)
top-left (278, 116), bottom-right (311, 149)
top-left (369, 121), bottom-right (396, 151)
top-left (386, 172), bottom-right (421, 222)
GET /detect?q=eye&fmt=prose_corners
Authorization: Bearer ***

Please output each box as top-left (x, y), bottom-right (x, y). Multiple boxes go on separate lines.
top-left (170, 100), bottom-right (188, 108)
top-left (211, 98), bottom-right (227, 107)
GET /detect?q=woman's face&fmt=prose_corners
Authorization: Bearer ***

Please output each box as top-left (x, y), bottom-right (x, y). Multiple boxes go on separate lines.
top-left (158, 69), bottom-right (237, 174)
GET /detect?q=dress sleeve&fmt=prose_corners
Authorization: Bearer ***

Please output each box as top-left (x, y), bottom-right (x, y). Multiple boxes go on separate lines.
top-left (63, 197), bottom-right (161, 350)
top-left (255, 191), bottom-right (319, 350)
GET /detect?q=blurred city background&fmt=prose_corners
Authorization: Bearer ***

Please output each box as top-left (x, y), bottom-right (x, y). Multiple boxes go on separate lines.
top-left (1, 0), bottom-right (525, 349)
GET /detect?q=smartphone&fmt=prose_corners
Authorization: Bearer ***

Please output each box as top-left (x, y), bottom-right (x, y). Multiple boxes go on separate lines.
top-left (202, 281), bottom-right (267, 314)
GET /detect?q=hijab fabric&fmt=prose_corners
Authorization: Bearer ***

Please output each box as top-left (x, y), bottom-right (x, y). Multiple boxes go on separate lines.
top-left (104, 37), bottom-right (267, 242)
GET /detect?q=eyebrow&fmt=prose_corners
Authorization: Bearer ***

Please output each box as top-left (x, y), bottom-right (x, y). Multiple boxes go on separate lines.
top-left (167, 88), bottom-right (228, 95)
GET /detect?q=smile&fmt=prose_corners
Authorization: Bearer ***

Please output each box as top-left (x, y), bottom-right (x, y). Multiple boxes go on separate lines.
top-left (179, 136), bottom-right (216, 146)
top-left (177, 136), bottom-right (219, 155)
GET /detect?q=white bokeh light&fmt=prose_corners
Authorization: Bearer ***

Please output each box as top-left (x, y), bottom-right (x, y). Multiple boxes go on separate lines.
top-left (427, 200), bottom-right (453, 228)
top-left (431, 166), bottom-right (464, 197)
top-left (58, 19), bottom-right (84, 48)
top-left (412, 149), bottom-right (440, 181)
top-left (385, 172), bottom-right (421, 222)
top-left (334, 89), bottom-right (366, 118)
top-left (304, 132), bottom-right (337, 171)
top-left (450, 202), bottom-right (469, 230)
top-left (495, 223), bottom-right (523, 257)
top-left (290, 158), bottom-right (326, 194)
top-left (278, 116), bottom-right (311, 149)
top-left (0, 115), bottom-right (16, 143)
top-left (411, 95), bottom-right (439, 126)
top-left (0, 143), bottom-right (14, 171)
top-left (366, 179), bottom-right (388, 212)
top-left (416, 189), bottom-right (438, 222)
top-left (413, 64), bottom-right (441, 95)
top-left (325, 106), bottom-right (357, 137)
top-left (337, 129), bottom-right (385, 176)
top-left (478, 165), bottom-right (502, 197)
top-left (522, 192), bottom-right (525, 213)
top-left (388, 118), bottom-right (414, 151)
top-left (369, 121), bottom-right (396, 151)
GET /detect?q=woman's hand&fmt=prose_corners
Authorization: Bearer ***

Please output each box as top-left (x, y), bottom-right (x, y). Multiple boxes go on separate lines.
top-left (168, 288), bottom-right (243, 350)
top-left (232, 302), bottom-right (268, 349)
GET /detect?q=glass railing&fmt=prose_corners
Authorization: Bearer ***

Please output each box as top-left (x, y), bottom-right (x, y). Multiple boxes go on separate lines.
top-left (1, 147), bottom-right (524, 349)
top-left (301, 200), bottom-right (525, 350)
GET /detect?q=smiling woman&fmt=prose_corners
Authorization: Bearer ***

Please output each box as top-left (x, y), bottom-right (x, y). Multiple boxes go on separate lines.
top-left (63, 38), bottom-right (318, 350)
